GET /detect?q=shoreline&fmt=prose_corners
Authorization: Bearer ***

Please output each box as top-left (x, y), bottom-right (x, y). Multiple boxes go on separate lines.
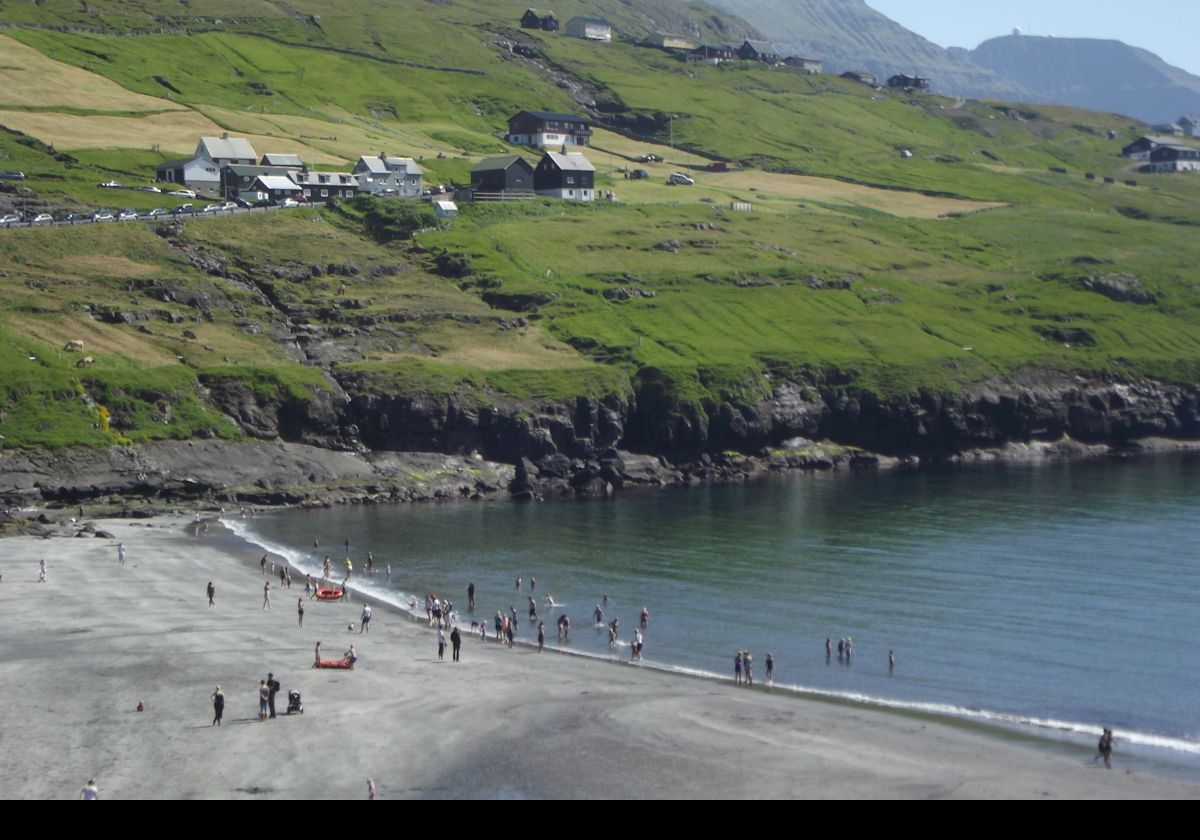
top-left (1, 514), bottom-right (1196, 798)
top-left (3, 434), bottom-right (1200, 530)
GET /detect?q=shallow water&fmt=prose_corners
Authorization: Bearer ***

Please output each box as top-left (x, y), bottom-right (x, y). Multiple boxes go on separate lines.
top-left (232, 454), bottom-right (1200, 778)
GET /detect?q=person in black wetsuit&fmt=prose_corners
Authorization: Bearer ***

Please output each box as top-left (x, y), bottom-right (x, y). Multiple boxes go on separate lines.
top-left (211, 685), bottom-right (224, 726)
top-left (266, 672), bottom-right (281, 719)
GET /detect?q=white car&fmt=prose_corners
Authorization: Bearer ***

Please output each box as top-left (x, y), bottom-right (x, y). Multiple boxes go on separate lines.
top-left (136, 185), bottom-right (162, 193)
top-left (169, 189), bottom-right (197, 199)
top-left (1, 212), bottom-right (22, 226)
top-left (667, 172), bottom-right (695, 185)
top-left (118, 209), bottom-right (139, 221)
top-left (98, 180), bottom-right (123, 189)
top-left (31, 213), bottom-right (54, 225)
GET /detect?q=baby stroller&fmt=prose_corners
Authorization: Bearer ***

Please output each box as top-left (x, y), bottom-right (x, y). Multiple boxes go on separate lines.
top-left (286, 689), bottom-right (304, 715)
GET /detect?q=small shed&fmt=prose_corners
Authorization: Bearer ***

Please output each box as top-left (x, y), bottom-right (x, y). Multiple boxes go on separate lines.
top-left (565, 16), bottom-right (612, 42)
top-left (434, 200), bottom-right (459, 219)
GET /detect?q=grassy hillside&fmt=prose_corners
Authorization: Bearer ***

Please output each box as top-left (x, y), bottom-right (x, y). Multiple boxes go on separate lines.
top-left (1, 0), bottom-right (1199, 452)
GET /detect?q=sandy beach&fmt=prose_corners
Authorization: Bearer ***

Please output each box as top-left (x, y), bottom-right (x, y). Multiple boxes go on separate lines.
top-left (0, 516), bottom-right (1195, 800)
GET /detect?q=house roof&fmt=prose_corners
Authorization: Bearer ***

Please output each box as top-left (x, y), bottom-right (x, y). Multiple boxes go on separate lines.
top-left (472, 155), bottom-right (532, 173)
top-left (226, 164), bottom-right (292, 178)
top-left (513, 110), bottom-right (590, 125)
top-left (199, 135), bottom-right (257, 161)
top-left (742, 39), bottom-right (779, 55)
top-left (356, 155), bottom-right (424, 175)
top-left (434, 200), bottom-right (458, 211)
top-left (253, 175), bottom-right (301, 191)
top-left (567, 16), bottom-right (612, 30)
top-left (261, 153), bottom-right (304, 167)
top-left (524, 8), bottom-right (554, 16)
top-left (292, 170), bottom-right (357, 185)
top-left (1128, 135), bottom-right (1189, 148)
top-left (542, 151), bottom-right (595, 172)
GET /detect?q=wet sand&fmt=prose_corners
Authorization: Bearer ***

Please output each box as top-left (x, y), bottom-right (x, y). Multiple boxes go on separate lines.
top-left (0, 517), bottom-right (1195, 799)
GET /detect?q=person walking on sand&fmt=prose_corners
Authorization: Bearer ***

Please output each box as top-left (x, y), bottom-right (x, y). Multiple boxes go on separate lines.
top-left (263, 580), bottom-right (271, 610)
top-left (117, 543), bottom-right (126, 567)
top-left (211, 685), bottom-right (225, 726)
top-left (38, 558), bottom-right (46, 583)
top-left (297, 598), bottom-right (305, 629)
top-left (451, 625), bottom-right (462, 662)
top-left (314, 641), bottom-right (322, 667)
top-left (80, 778), bottom-right (100, 800)
top-left (207, 580), bottom-right (215, 607)
top-left (367, 778), bottom-right (376, 800)
top-left (360, 604), bottom-right (372, 634)
top-left (258, 680), bottom-right (270, 721)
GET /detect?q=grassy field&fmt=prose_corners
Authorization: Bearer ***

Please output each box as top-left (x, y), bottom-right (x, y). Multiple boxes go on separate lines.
top-left (0, 0), bottom-right (1199, 450)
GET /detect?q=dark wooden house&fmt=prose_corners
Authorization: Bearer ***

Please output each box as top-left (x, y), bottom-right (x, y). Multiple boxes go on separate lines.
top-left (689, 44), bottom-right (738, 63)
top-left (534, 151), bottom-right (595, 201)
top-left (470, 156), bottom-right (536, 199)
top-left (506, 110), bottom-right (592, 148)
top-left (887, 74), bottom-right (931, 90)
top-left (738, 40), bottom-right (781, 63)
top-left (520, 9), bottom-right (559, 31)
top-left (840, 71), bottom-right (877, 86)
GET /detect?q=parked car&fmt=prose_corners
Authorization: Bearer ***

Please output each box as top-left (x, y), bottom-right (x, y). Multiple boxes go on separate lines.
top-left (57, 212), bottom-right (84, 223)
top-left (629, 168), bottom-right (650, 180)
top-left (30, 213), bottom-right (54, 225)
top-left (136, 185), bottom-right (163, 193)
top-left (0, 170), bottom-right (26, 180)
top-left (143, 207), bottom-right (168, 218)
top-left (279, 197), bottom-right (300, 208)
top-left (233, 197), bottom-right (254, 208)
top-left (98, 180), bottom-right (123, 189)
top-left (171, 203), bottom-right (195, 215)
top-left (118, 208), bottom-right (139, 221)
top-left (667, 172), bottom-right (695, 185)
top-left (217, 201), bottom-right (237, 212)
top-left (169, 189), bottom-right (197, 199)
top-left (91, 210), bottom-right (116, 222)
top-left (1, 212), bottom-right (22, 226)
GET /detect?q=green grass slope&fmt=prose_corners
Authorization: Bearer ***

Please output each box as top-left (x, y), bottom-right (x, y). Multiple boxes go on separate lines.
top-left (0, 0), bottom-right (1198, 451)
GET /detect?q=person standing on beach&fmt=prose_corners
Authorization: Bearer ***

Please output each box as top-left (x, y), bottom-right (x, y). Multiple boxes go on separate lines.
top-left (38, 558), bottom-right (46, 583)
top-left (266, 673), bottom-right (281, 719)
top-left (79, 778), bottom-right (100, 800)
top-left (734, 651), bottom-right (743, 685)
top-left (211, 685), bottom-right (225, 726)
top-left (322, 556), bottom-right (331, 581)
top-left (765, 652), bottom-right (775, 685)
top-left (360, 604), bottom-right (372, 634)
top-left (744, 653), bottom-right (754, 687)
top-left (258, 680), bottom-right (270, 721)
top-left (367, 778), bottom-right (376, 800)
top-left (314, 641), bottom-right (322, 667)
top-left (450, 625), bottom-right (461, 662)
top-left (297, 598), bottom-right (305, 629)
top-left (263, 581), bottom-right (271, 610)
top-left (117, 543), bottom-right (126, 567)
top-left (537, 621), bottom-right (545, 652)
top-left (207, 580), bottom-right (215, 608)
top-left (261, 554), bottom-right (268, 575)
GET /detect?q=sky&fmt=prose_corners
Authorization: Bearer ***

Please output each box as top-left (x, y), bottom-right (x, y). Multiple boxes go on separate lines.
top-left (866, 1), bottom-right (1200, 76)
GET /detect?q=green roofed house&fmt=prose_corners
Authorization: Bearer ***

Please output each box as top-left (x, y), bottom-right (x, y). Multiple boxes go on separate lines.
top-left (469, 156), bottom-right (535, 199)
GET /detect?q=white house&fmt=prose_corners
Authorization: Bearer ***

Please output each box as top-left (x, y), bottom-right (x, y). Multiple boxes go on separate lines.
top-left (506, 110), bottom-right (593, 148)
top-left (1122, 135), bottom-right (1184, 161)
top-left (1149, 145), bottom-right (1200, 172)
top-left (353, 153), bottom-right (424, 197)
top-left (196, 134), bottom-right (258, 167)
top-left (1177, 116), bottom-right (1200, 139)
top-left (154, 155), bottom-right (221, 193)
top-left (565, 16), bottom-right (612, 42)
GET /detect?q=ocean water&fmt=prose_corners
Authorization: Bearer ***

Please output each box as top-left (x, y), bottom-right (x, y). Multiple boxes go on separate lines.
top-left (229, 454), bottom-right (1200, 778)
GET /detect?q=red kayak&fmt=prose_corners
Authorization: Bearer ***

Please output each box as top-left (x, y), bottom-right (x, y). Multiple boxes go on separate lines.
top-left (313, 659), bottom-right (354, 669)
top-left (315, 588), bottom-right (344, 601)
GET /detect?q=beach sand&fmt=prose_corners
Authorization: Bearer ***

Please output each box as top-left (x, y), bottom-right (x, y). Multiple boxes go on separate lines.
top-left (0, 517), bottom-right (1195, 800)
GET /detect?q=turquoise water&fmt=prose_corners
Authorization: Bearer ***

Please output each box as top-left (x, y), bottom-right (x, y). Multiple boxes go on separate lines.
top-left (232, 455), bottom-right (1200, 778)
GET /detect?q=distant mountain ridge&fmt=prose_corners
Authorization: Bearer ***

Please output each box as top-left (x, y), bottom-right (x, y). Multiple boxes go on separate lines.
top-left (969, 35), bottom-right (1200, 125)
top-left (713, 0), bottom-right (1200, 124)
top-left (709, 0), bottom-right (1036, 100)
